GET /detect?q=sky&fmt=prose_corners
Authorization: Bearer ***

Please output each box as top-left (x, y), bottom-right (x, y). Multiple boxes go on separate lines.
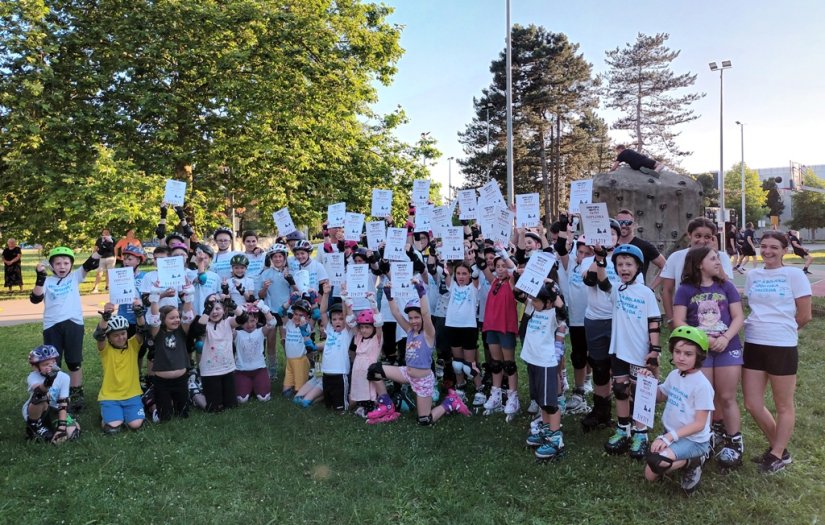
top-left (371, 0), bottom-right (825, 198)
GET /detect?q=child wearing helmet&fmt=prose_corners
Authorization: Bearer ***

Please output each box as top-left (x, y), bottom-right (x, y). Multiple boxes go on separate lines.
top-left (116, 245), bottom-right (148, 333)
top-left (30, 246), bottom-right (102, 414)
top-left (94, 301), bottom-right (147, 433)
top-left (602, 243), bottom-right (662, 459)
top-left (315, 282), bottom-right (356, 412)
top-left (639, 327), bottom-right (714, 494)
top-left (347, 298), bottom-right (384, 417)
top-left (256, 243), bottom-right (296, 378)
top-left (227, 253), bottom-right (255, 307)
top-left (672, 245), bottom-right (745, 469)
top-left (291, 239), bottom-right (329, 294)
top-left (209, 227), bottom-right (238, 280)
top-left (22, 345), bottom-right (81, 443)
top-left (234, 300), bottom-right (280, 403)
top-left (281, 297), bottom-right (316, 397)
top-left (365, 279), bottom-right (470, 425)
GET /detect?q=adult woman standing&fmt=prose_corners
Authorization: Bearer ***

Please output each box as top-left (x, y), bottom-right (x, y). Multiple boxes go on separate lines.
top-left (742, 231), bottom-right (812, 474)
top-left (3, 238), bottom-right (23, 292)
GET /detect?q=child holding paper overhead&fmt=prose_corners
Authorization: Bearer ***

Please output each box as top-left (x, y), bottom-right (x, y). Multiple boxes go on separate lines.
top-left (444, 261), bottom-right (484, 406)
top-left (639, 327), bottom-right (713, 494)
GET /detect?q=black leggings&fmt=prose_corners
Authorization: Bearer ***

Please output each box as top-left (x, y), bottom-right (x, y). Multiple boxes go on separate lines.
top-left (201, 372), bottom-right (237, 412)
top-left (153, 375), bottom-right (189, 421)
top-left (569, 326), bottom-right (588, 370)
top-left (381, 322), bottom-right (406, 364)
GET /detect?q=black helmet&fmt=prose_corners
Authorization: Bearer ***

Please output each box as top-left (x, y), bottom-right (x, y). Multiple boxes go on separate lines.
top-left (230, 254), bottom-right (249, 267)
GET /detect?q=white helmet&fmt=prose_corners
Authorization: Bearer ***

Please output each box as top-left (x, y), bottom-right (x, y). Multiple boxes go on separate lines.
top-left (106, 315), bottom-right (130, 334)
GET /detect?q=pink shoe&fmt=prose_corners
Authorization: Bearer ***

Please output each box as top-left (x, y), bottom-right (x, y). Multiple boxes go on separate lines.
top-left (443, 389), bottom-right (471, 416)
top-left (366, 402), bottom-right (399, 424)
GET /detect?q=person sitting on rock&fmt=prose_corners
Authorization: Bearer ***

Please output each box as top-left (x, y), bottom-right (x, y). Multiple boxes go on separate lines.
top-left (610, 145), bottom-right (666, 176)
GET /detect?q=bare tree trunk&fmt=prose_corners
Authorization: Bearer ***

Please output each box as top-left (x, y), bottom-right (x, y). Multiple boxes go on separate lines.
top-left (554, 116), bottom-right (562, 217)
top-left (540, 124), bottom-right (551, 231)
top-left (636, 77), bottom-right (643, 151)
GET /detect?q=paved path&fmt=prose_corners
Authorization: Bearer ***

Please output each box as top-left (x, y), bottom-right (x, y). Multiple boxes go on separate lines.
top-left (0, 263), bottom-right (822, 327)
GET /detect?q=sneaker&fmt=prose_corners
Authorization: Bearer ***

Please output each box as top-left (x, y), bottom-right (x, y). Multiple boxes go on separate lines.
top-left (680, 457), bottom-right (704, 493)
top-left (566, 391), bottom-right (590, 415)
top-left (26, 419), bottom-right (54, 442)
top-left (472, 391), bottom-right (487, 407)
top-left (483, 387), bottom-right (503, 411)
top-left (583, 375), bottom-right (593, 395)
top-left (803, 268), bottom-right (812, 275)
top-left (526, 423), bottom-right (549, 447)
top-left (758, 452), bottom-right (786, 474)
top-left (629, 428), bottom-right (649, 459)
top-left (442, 389), bottom-right (471, 416)
top-left (366, 402), bottom-right (399, 423)
top-left (752, 447), bottom-right (792, 465)
top-left (535, 430), bottom-right (565, 460)
top-left (504, 390), bottom-right (520, 416)
top-left (527, 399), bottom-right (540, 414)
top-left (717, 432), bottom-right (743, 468)
top-left (604, 423), bottom-right (631, 454)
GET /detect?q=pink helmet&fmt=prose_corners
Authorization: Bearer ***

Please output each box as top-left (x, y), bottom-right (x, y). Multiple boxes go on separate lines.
top-left (356, 310), bottom-right (375, 325)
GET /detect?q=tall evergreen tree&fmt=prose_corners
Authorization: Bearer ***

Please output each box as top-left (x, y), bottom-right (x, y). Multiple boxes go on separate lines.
top-left (602, 32), bottom-right (704, 163)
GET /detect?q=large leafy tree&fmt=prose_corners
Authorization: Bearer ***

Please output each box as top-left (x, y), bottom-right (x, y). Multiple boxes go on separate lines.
top-left (723, 162), bottom-right (768, 225)
top-left (789, 170), bottom-right (825, 237)
top-left (458, 25), bottom-right (605, 224)
top-left (0, 0), bottom-right (418, 247)
top-left (602, 32), bottom-right (704, 163)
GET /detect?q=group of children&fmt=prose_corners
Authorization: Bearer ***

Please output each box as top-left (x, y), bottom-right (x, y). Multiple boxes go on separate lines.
top-left (22, 201), bottom-right (811, 494)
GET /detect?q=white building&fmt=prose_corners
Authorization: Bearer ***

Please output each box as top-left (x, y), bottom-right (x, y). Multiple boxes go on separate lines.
top-left (755, 164), bottom-right (825, 240)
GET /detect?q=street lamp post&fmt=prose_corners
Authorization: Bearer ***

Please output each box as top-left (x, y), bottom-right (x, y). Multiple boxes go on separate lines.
top-left (447, 156), bottom-right (454, 201)
top-left (709, 60), bottom-right (732, 249)
top-left (736, 121), bottom-right (745, 229)
top-left (505, 0), bottom-right (514, 206)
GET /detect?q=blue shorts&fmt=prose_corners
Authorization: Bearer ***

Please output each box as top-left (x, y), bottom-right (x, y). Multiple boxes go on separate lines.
top-left (667, 437), bottom-right (710, 461)
top-left (100, 395), bottom-right (145, 424)
top-left (485, 330), bottom-right (517, 350)
top-left (584, 318), bottom-right (612, 361)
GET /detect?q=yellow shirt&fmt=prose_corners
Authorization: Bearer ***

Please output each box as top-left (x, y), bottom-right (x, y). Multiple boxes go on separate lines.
top-left (98, 337), bottom-right (143, 401)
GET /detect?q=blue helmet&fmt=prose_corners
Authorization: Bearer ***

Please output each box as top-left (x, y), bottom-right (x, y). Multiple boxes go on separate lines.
top-left (29, 345), bottom-right (60, 365)
top-left (611, 243), bottom-right (644, 269)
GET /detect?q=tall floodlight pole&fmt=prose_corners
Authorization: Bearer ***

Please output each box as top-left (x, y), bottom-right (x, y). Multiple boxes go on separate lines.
top-left (505, 0), bottom-right (514, 205)
top-left (739, 125), bottom-right (745, 230)
top-left (709, 60), bottom-right (732, 249)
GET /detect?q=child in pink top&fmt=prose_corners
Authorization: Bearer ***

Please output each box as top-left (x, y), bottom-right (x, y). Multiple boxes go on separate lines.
top-left (346, 293), bottom-right (383, 417)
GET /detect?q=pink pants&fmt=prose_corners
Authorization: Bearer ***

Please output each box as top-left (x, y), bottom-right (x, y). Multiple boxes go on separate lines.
top-left (234, 368), bottom-right (271, 398)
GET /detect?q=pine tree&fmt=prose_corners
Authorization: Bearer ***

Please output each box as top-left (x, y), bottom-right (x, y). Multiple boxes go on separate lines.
top-left (602, 33), bottom-right (704, 163)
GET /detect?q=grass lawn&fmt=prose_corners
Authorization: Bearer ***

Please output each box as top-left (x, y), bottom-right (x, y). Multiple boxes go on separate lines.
top-left (1, 309), bottom-right (825, 524)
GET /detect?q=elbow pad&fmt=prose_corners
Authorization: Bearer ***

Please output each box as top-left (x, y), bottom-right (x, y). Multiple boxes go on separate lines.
top-left (93, 326), bottom-right (107, 342)
top-left (30, 292), bottom-right (45, 304)
top-left (555, 304), bottom-right (568, 324)
top-left (82, 256), bottom-right (100, 272)
top-left (553, 237), bottom-right (568, 257)
top-left (597, 278), bottom-right (612, 292)
top-left (583, 271), bottom-right (598, 287)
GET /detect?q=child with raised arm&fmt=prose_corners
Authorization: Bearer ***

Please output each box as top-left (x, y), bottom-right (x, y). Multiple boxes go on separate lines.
top-left (234, 300), bottom-right (278, 403)
top-left (195, 293), bottom-right (246, 412)
top-left (641, 327), bottom-right (714, 494)
top-left (347, 297), bottom-right (384, 417)
top-left (365, 279), bottom-right (470, 425)
top-left (317, 282), bottom-right (355, 412)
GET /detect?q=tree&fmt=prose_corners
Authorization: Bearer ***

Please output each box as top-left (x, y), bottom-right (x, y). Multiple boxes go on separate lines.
top-left (0, 0), bottom-right (421, 246)
top-left (601, 33), bottom-right (704, 163)
top-left (789, 170), bottom-right (825, 238)
top-left (762, 178), bottom-right (786, 218)
top-left (693, 172), bottom-right (719, 209)
top-left (458, 25), bottom-right (604, 224)
top-left (723, 162), bottom-right (768, 225)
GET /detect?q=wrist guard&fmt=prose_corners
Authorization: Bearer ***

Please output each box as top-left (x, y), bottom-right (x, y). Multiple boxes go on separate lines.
top-left (82, 256), bottom-right (100, 272)
top-left (35, 270), bottom-right (48, 287)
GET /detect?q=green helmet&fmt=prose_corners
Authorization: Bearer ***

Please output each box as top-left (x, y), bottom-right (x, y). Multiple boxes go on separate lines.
top-left (48, 246), bottom-right (75, 265)
top-left (669, 325), bottom-right (709, 353)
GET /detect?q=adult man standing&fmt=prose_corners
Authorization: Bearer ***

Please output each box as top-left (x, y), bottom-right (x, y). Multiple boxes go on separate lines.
top-left (615, 209), bottom-right (666, 280)
top-left (92, 228), bottom-right (116, 293)
top-left (610, 145), bottom-right (666, 176)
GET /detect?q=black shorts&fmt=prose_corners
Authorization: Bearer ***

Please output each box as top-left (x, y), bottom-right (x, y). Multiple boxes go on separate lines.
top-left (610, 355), bottom-right (645, 380)
top-left (322, 373), bottom-right (349, 411)
top-left (43, 320), bottom-right (85, 366)
top-left (527, 363), bottom-right (560, 407)
top-left (743, 342), bottom-right (798, 376)
top-left (793, 248), bottom-right (809, 258)
top-left (741, 245), bottom-right (756, 256)
top-left (447, 326), bottom-right (478, 350)
top-left (584, 318), bottom-right (612, 362)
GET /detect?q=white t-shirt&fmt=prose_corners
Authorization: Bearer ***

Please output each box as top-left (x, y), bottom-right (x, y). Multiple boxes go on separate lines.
top-left (21, 370), bottom-right (71, 420)
top-left (234, 328), bottom-right (267, 371)
top-left (210, 250), bottom-right (239, 280)
top-left (562, 259), bottom-right (589, 327)
top-left (298, 259), bottom-right (329, 292)
top-left (660, 248), bottom-right (734, 283)
top-left (186, 269), bottom-right (221, 315)
top-left (609, 283), bottom-right (661, 366)
top-left (284, 320), bottom-right (307, 359)
top-left (227, 275), bottom-right (255, 307)
top-left (582, 256), bottom-right (620, 320)
top-left (244, 252), bottom-right (267, 279)
top-left (321, 324), bottom-right (353, 375)
top-left (477, 277), bottom-right (491, 322)
top-left (199, 318), bottom-right (236, 376)
top-left (446, 281), bottom-right (479, 328)
top-left (744, 266), bottom-right (812, 346)
top-left (660, 369), bottom-right (715, 443)
top-left (141, 268), bottom-right (182, 310)
top-left (520, 308), bottom-right (561, 368)
top-left (42, 269), bottom-right (86, 329)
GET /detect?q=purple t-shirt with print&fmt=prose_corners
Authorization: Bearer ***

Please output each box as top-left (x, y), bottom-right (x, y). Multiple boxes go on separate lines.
top-left (674, 280), bottom-right (742, 352)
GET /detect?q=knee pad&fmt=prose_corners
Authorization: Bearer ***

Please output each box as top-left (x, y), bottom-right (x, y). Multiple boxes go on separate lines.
top-left (502, 360), bottom-right (517, 376)
top-left (541, 405), bottom-right (559, 414)
top-left (612, 380), bottom-right (630, 401)
top-left (588, 358), bottom-right (611, 386)
top-left (66, 362), bottom-right (82, 372)
top-left (417, 415), bottom-right (433, 426)
top-left (103, 423), bottom-right (122, 435)
top-left (646, 453), bottom-right (674, 475)
top-left (366, 362), bottom-right (386, 382)
top-left (489, 359), bottom-right (504, 374)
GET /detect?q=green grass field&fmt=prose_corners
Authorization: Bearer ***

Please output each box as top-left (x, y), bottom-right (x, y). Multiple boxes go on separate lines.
top-left (1, 306), bottom-right (825, 524)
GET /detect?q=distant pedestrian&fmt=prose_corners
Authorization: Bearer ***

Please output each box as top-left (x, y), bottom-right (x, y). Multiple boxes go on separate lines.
top-left (787, 230), bottom-right (813, 275)
top-left (610, 145), bottom-right (666, 176)
top-left (3, 238), bottom-right (23, 292)
top-left (92, 228), bottom-right (116, 293)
